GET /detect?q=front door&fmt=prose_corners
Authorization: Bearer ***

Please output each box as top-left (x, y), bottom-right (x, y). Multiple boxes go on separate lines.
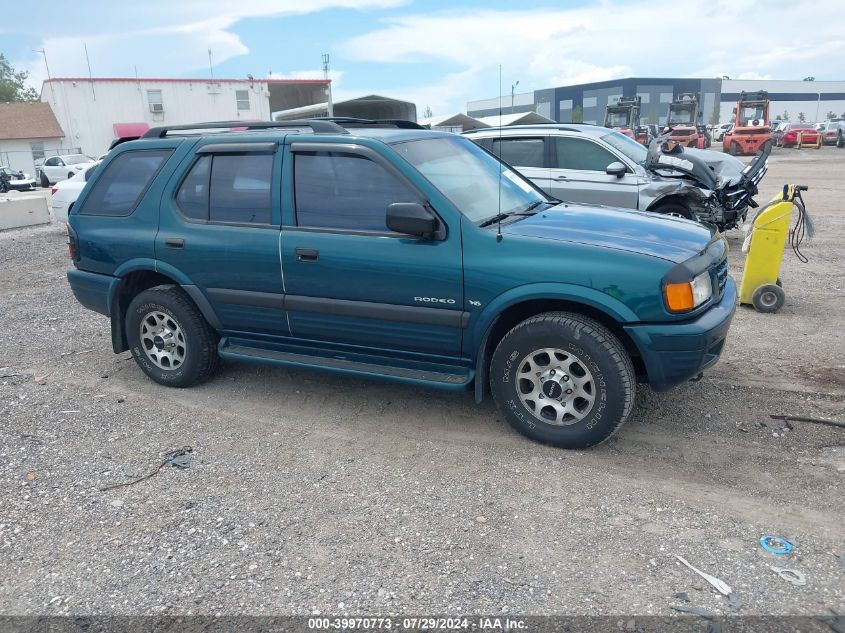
top-left (155, 140), bottom-right (288, 336)
top-left (280, 141), bottom-right (464, 358)
top-left (548, 136), bottom-right (640, 208)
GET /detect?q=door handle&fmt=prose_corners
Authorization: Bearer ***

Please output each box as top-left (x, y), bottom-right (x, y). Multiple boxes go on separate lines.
top-left (295, 247), bottom-right (319, 262)
top-left (165, 237), bottom-right (185, 249)
top-left (554, 175), bottom-right (568, 181)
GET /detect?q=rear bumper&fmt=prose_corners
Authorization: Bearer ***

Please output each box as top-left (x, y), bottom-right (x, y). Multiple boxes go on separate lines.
top-left (67, 268), bottom-right (118, 316)
top-left (625, 277), bottom-right (737, 391)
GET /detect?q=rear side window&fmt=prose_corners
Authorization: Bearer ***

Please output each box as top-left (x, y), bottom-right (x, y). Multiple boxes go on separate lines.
top-left (555, 138), bottom-right (616, 171)
top-left (294, 151), bottom-right (418, 232)
top-left (80, 150), bottom-right (172, 216)
top-left (175, 153), bottom-right (273, 224)
top-left (490, 138), bottom-right (545, 168)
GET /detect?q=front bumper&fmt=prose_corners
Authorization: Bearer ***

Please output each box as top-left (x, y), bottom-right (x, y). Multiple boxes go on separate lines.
top-left (624, 277), bottom-right (737, 391)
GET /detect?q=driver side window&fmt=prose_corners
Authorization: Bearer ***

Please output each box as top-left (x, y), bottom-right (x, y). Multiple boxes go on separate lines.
top-left (293, 151), bottom-right (419, 232)
top-left (555, 138), bottom-right (617, 172)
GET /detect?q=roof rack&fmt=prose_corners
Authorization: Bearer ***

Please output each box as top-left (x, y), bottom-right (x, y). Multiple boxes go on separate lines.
top-left (141, 118), bottom-right (425, 139)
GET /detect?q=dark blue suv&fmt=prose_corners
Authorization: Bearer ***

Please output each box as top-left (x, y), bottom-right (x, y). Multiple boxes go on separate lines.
top-left (67, 119), bottom-right (736, 449)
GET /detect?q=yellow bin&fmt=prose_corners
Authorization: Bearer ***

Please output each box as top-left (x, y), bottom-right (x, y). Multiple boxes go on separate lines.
top-left (739, 184), bottom-right (808, 313)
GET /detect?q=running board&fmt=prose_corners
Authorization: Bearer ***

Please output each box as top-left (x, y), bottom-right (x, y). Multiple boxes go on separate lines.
top-left (218, 338), bottom-right (474, 390)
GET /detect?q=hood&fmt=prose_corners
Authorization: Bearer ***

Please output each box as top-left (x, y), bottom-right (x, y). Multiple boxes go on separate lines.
top-left (501, 203), bottom-right (713, 264)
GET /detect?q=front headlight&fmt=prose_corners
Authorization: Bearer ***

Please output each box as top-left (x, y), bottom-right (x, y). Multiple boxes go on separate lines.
top-left (664, 270), bottom-right (712, 312)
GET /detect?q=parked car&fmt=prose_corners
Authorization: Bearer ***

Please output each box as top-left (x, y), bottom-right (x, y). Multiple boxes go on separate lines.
top-left (821, 121), bottom-right (845, 146)
top-left (712, 123), bottom-right (733, 142)
top-left (0, 166), bottom-right (36, 192)
top-left (463, 124), bottom-right (768, 231)
top-left (38, 154), bottom-right (97, 187)
top-left (774, 123), bottom-right (822, 147)
top-left (66, 119), bottom-right (738, 450)
top-left (50, 161), bottom-right (100, 223)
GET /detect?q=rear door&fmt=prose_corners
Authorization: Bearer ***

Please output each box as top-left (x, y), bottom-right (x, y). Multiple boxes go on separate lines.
top-left (548, 136), bottom-right (640, 208)
top-left (155, 140), bottom-right (288, 336)
top-left (485, 136), bottom-right (553, 195)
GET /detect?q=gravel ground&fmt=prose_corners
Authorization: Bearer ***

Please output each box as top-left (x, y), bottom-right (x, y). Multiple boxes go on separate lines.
top-left (0, 145), bottom-right (843, 618)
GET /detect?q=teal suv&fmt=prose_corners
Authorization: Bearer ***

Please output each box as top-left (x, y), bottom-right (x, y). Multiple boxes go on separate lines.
top-left (67, 119), bottom-right (736, 449)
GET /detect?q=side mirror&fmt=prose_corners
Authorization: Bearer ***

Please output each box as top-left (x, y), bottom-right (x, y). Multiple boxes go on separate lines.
top-left (386, 202), bottom-right (437, 238)
top-left (606, 161), bottom-right (627, 178)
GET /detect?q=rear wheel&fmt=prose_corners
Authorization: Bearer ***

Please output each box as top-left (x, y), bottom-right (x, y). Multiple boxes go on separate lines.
top-left (751, 284), bottom-right (785, 313)
top-left (489, 312), bottom-right (636, 449)
top-left (40, 171), bottom-right (49, 188)
top-left (126, 285), bottom-right (220, 387)
top-left (729, 142), bottom-right (740, 156)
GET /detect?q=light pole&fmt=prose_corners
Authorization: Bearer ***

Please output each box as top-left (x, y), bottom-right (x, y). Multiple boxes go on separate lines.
top-left (511, 80), bottom-right (519, 114)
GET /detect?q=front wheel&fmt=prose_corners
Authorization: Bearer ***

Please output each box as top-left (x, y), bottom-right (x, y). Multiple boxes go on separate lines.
top-left (654, 202), bottom-right (694, 220)
top-left (489, 312), bottom-right (636, 449)
top-left (40, 171), bottom-right (50, 187)
top-left (126, 285), bottom-right (220, 387)
top-left (751, 284), bottom-right (785, 313)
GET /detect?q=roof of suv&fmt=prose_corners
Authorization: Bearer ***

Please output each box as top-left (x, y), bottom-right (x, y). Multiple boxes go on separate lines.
top-left (463, 123), bottom-right (613, 139)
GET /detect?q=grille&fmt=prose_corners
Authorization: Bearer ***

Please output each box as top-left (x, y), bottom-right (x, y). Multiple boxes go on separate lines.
top-left (713, 258), bottom-right (728, 296)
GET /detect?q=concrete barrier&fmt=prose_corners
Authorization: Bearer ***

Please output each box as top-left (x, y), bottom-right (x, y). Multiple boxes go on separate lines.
top-left (0, 194), bottom-right (51, 231)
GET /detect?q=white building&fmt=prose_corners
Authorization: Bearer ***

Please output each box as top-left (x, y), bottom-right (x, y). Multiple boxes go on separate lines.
top-left (0, 101), bottom-right (77, 176)
top-left (40, 76), bottom-right (333, 157)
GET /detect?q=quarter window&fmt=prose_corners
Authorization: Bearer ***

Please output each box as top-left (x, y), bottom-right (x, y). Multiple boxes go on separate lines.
top-left (555, 138), bottom-right (617, 172)
top-left (175, 153), bottom-right (273, 224)
top-left (236, 90), bottom-right (250, 111)
top-left (490, 138), bottom-right (545, 168)
top-left (80, 150), bottom-right (172, 216)
top-left (294, 152), bottom-right (418, 232)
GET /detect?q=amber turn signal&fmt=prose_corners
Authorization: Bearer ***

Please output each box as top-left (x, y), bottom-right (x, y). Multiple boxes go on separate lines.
top-left (664, 282), bottom-right (694, 312)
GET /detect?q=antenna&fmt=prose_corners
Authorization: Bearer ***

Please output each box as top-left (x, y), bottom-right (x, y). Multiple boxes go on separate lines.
top-left (497, 64), bottom-right (503, 243)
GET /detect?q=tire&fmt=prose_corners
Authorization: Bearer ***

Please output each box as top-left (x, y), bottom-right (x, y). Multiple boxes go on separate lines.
top-left (729, 142), bottom-right (739, 156)
top-left (126, 285), bottom-right (220, 387)
top-left (762, 139), bottom-right (773, 154)
top-left (40, 171), bottom-right (49, 188)
top-left (837, 134), bottom-right (844, 148)
top-left (751, 284), bottom-right (785, 314)
top-left (654, 202), bottom-right (694, 220)
top-left (489, 312), bottom-right (636, 449)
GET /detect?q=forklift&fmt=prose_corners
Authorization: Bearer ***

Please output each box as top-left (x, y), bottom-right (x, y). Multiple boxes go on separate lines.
top-left (723, 90), bottom-right (772, 156)
top-left (604, 96), bottom-right (644, 143)
top-left (666, 93), bottom-right (707, 149)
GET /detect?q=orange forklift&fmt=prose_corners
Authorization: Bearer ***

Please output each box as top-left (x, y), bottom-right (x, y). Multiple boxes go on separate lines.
top-left (666, 93), bottom-right (707, 149)
top-left (605, 96), bottom-right (646, 143)
top-left (722, 90), bottom-right (772, 156)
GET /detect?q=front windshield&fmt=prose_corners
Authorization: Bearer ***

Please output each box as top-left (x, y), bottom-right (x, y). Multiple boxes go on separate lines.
top-left (668, 108), bottom-right (694, 125)
top-left (606, 111), bottom-right (630, 128)
top-left (600, 130), bottom-right (647, 166)
top-left (64, 155), bottom-right (90, 165)
top-left (392, 136), bottom-right (547, 223)
top-left (739, 106), bottom-right (765, 125)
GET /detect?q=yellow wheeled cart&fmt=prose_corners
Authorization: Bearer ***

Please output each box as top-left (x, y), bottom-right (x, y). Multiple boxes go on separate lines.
top-left (739, 184), bottom-right (813, 313)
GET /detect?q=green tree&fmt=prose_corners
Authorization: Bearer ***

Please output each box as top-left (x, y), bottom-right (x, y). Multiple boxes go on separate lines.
top-left (571, 105), bottom-right (583, 123)
top-left (775, 115), bottom-right (782, 120)
top-left (803, 76), bottom-right (815, 81)
top-left (798, 112), bottom-right (806, 122)
top-left (0, 54), bottom-right (39, 102)
top-left (826, 110), bottom-right (836, 120)
top-left (709, 102), bottom-right (720, 125)
top-left (422, 105), bottom-right (433, 119)
top-left (782, 109), bottom-right (790, 121)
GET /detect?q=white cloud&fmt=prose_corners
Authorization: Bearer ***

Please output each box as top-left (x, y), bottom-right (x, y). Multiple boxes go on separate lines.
top-left (340, 0), bottom-right (845, 116)
top-left (269, 69), bottom-right (344, 83)
top-left (18, 0), bottom-right (405, 88)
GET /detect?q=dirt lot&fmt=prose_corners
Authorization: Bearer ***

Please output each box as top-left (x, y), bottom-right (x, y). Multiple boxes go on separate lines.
top-left (0, 146), bottom-right (843, 619)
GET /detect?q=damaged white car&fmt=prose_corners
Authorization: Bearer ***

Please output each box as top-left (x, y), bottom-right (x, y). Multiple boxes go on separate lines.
top-left (464, 124), bottom-right (768, 231)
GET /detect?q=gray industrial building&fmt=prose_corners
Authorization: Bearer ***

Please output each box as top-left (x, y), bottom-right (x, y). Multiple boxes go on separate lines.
top-left (468, 78), bottom-right (845, 126)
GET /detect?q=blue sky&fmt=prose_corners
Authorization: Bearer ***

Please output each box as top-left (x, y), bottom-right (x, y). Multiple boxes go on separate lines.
top-left (3, 0), bottom-right (843, 115)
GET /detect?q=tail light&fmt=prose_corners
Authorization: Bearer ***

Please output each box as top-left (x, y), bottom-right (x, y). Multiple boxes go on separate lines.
top-left (66, 223), bottom-right (80, 262)
top-left (51, 187), bottom-right (58, 194)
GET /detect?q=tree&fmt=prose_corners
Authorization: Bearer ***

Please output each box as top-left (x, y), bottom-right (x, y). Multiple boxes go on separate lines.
top-left (798, 112), bottom-right (806, 122)
top-left (0, 54), bottom-right (39, 102)
top-left (571, 105), bottom-right (583, 123)
top-left (775, 115), bottom-right (782, 120)
top-left (782, 109), bottom-right (790, 121)
top-left (422, 105), bottom-right (433, 119)
top-left (826, 110), bottom-right (836, 120)
top-left (803, 76), bottom-right (815, 81)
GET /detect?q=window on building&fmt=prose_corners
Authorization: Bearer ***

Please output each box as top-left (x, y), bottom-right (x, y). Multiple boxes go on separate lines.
top-left (637, 93), bottom-right (650, 104)
top-left (559, 99), bottom-right (573, 111)
top-left (554, 138), bottom-right (617, 171)
top-left (236, 90), bottom-right (250, 111)
top-left (147, 90), bottom-right (164, 113)
top-left (80, 150), bottom-right (172, 216)
top-left (490, 138), bottom-right (545, 168)
top-left (660, 93), bottom-right (674, 104)
top-left (583, 96), bottom-right (598, 108)
top-left (294, 152), bottom-right (418, 232)
top-left (30, 142), bottom-right (45, 163)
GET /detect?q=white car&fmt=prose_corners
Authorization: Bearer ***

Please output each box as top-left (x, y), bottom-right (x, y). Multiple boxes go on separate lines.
top-left (713, 123), bottom-right (733, 142)
top-left (51, 162), bottom-right (100, 223)
top-left (38, 154), bottom-right (97, 187)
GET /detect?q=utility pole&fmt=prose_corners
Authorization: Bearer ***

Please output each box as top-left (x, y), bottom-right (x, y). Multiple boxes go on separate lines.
top-left (511, 80), bottom-right (520, 114)
top-left (33, 48), bottom-right (56, 103)
top-left (208, 49), bottom-right (214, 82)
top-left (84, 43), bottom-right (96, 100)
top-left (322, 53), bottom-right (333, 116)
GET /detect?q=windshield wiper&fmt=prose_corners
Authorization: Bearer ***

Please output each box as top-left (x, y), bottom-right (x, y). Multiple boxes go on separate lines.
top-left (478, 200), bottom-right (551, 228)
